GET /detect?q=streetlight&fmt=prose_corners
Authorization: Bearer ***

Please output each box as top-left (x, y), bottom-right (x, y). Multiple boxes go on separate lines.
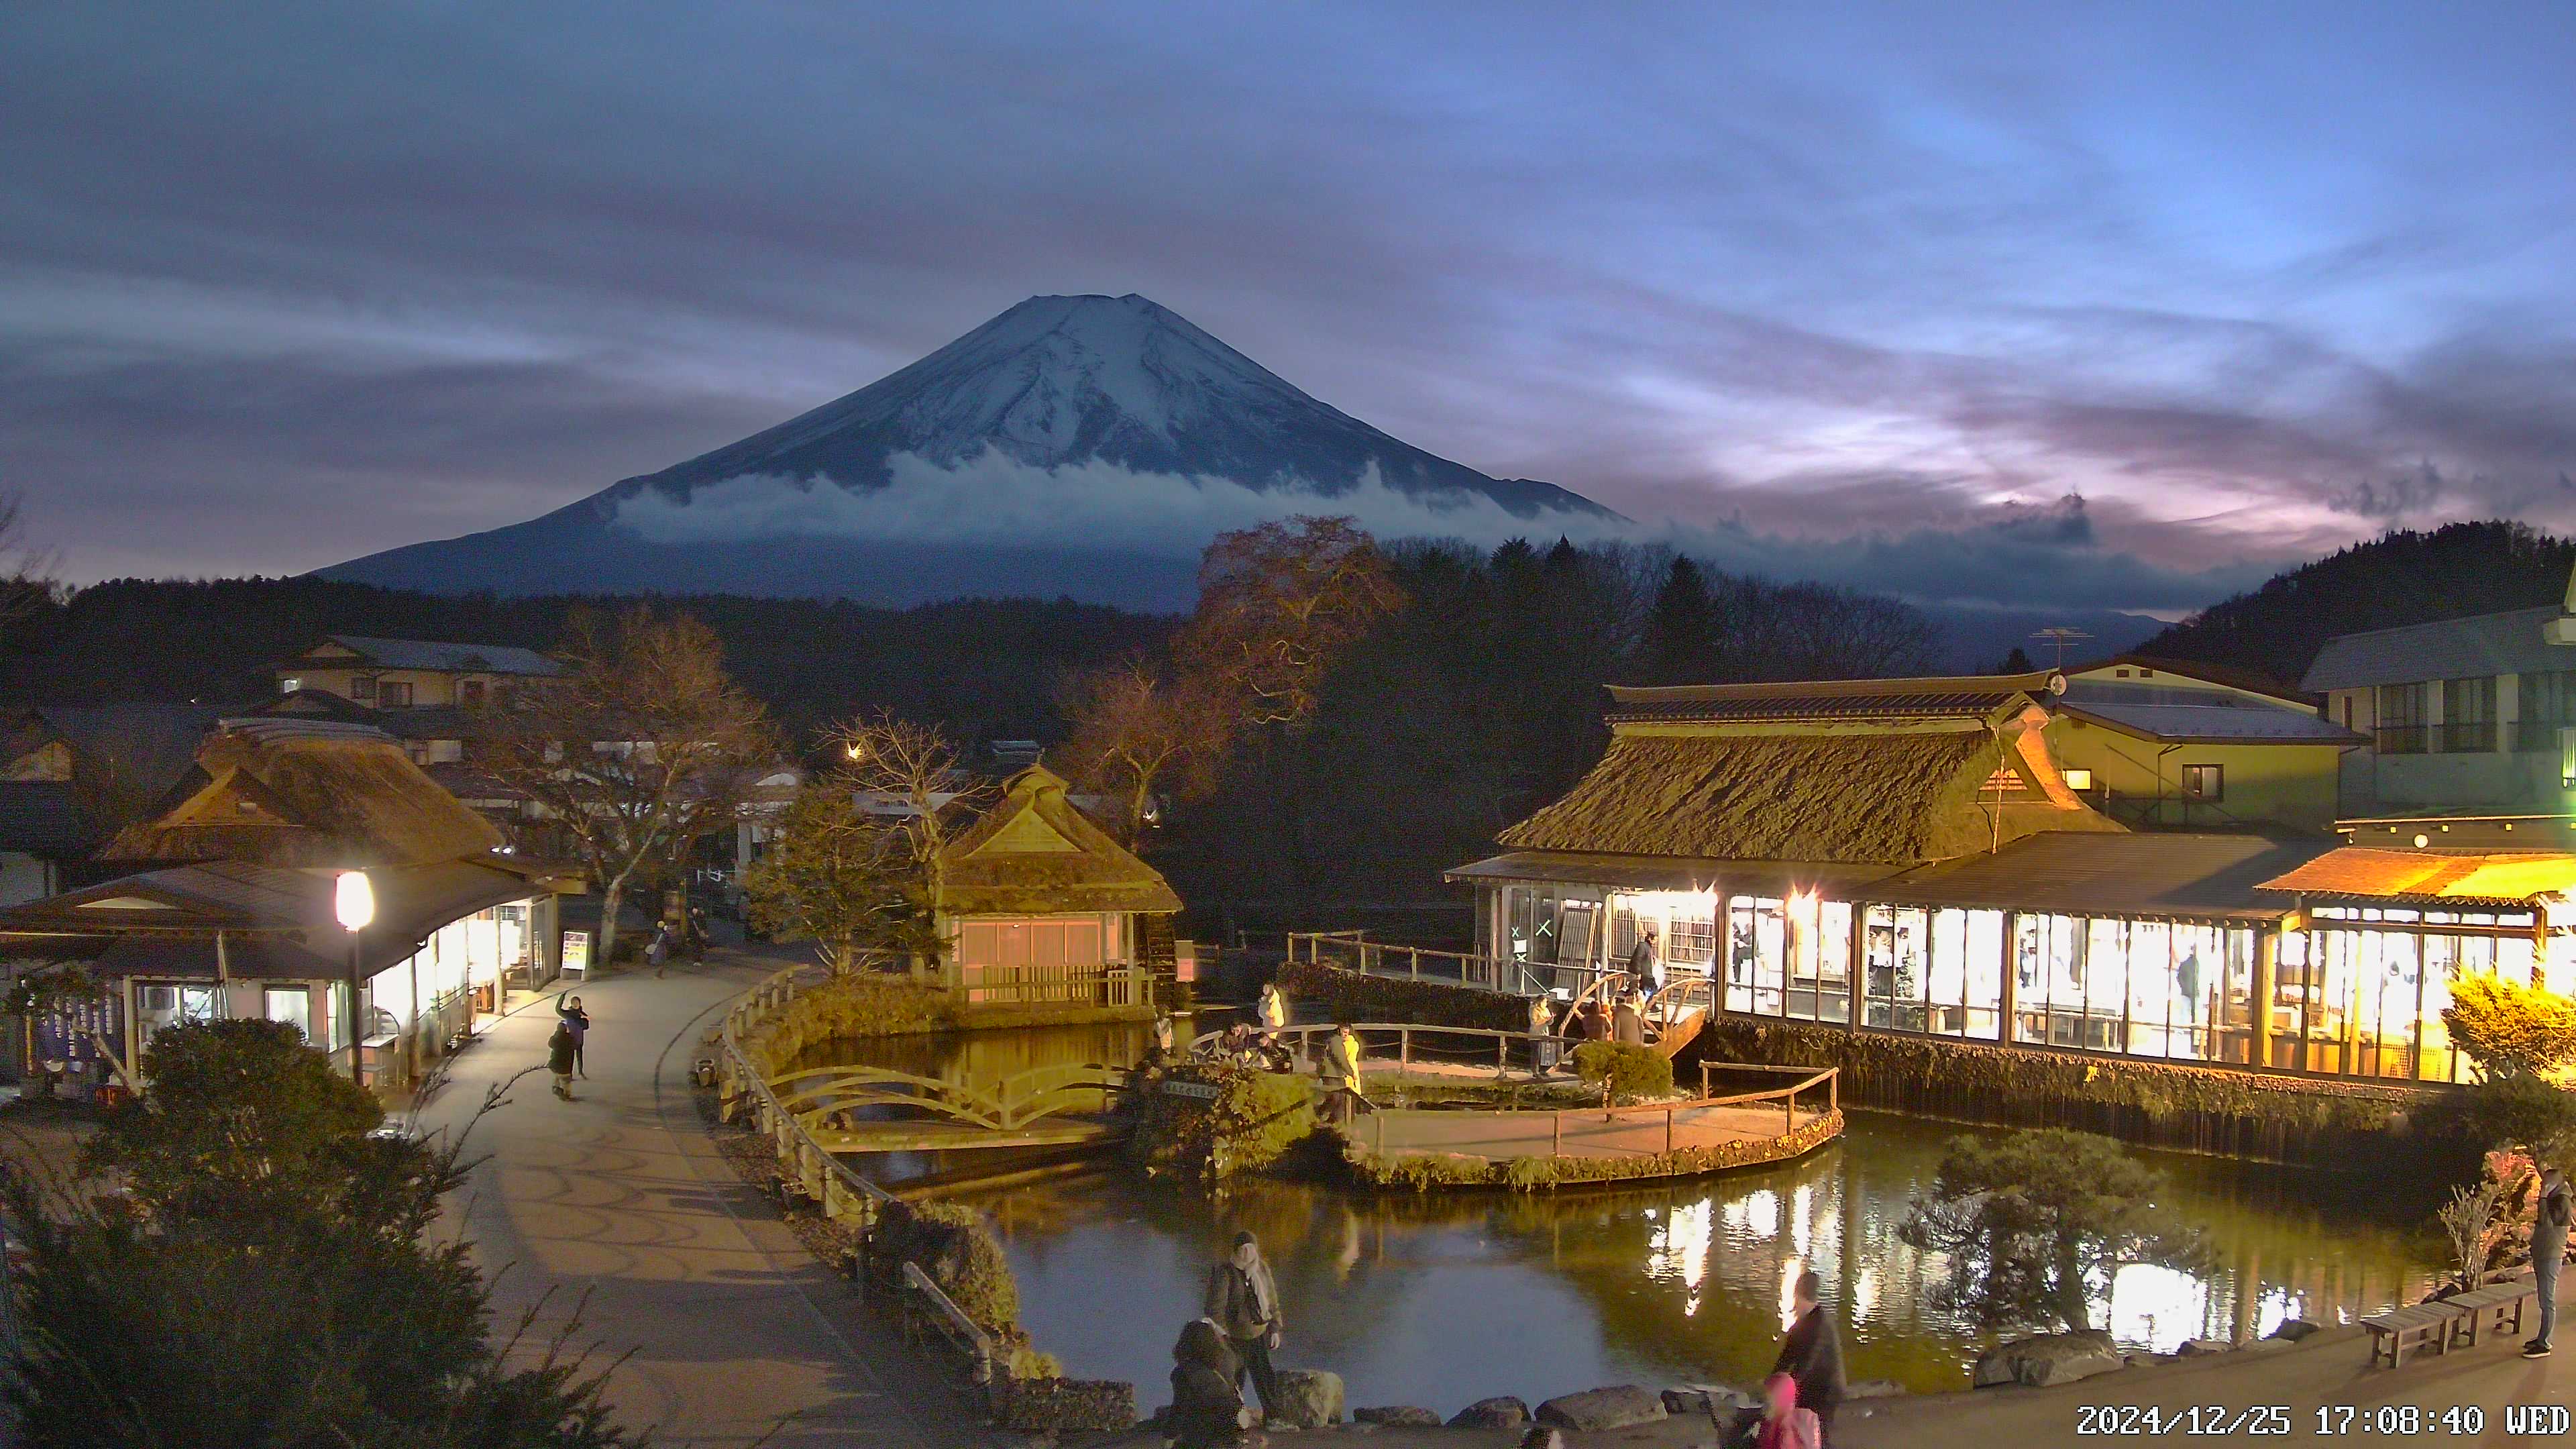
top-left (335, 870), bottom-right (374, 1089)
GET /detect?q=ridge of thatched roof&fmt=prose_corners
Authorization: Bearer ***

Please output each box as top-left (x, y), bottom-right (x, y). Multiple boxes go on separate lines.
top-left (936, 765), bottom-right (1182, 916)
top-left (101, 720), bottom-right (504, 869)
top-left (1499, 728), bottom-right (2120, 865)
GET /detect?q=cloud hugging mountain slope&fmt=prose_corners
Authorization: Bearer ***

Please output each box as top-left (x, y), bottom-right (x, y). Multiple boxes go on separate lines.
top-left (323, 293), bottom-right (1620, 609)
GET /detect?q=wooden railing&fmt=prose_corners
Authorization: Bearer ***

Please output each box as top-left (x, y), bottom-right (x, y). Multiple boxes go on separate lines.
top-left (716, 965), bottom-right (900, 1229)
top-left (1196, 1019), bottom-right (1578, 1076)
top-left (1287, 930), bottom-right (1617, 998)
top-left (770, 1059), bottom-right (1128, 1132)
top-left (1699, 1061), bottom-right (1842, 1136)
top-left (953, 964), bottom-right (1156, 1010)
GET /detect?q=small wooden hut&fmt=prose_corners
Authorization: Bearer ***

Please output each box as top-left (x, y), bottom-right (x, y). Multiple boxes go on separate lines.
top-left (934, 765), bottom-right (1181, 1008)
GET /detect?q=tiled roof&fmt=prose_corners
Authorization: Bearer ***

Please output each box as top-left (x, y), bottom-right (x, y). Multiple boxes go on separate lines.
top-left (2255, 847), bottom-right (2576, 904)
top-left (1607, 672), bottom-right (2055, 724)
top-left (2056, 698), bottom-right (2364, 745)
top-left (2302, 606), bottom-right (2568, 692)
top-left (1866, 833), bottom-right (2334, 922)
top-left (314, 635), bottom-right (561, 677)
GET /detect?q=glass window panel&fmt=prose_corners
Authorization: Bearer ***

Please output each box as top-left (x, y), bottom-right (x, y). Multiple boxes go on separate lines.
top-left (1928, 908), bottom-right (1968, 1036)
top-left (2083, 919), bottom-right (2127, 1052)
top-left (2125, 920), bottom-right (2174, 1057)
top-left (1963, 910), bottom-right (2004, 1040)
top-left (1746, 897), bottom-right (1788, 1018)
top-left (2500, 936), bottom-right (2536, 988)
top-left (1815, 900), bottom-right (1852, 1024)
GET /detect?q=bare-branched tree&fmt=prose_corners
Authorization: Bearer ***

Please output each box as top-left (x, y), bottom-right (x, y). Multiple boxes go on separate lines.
top-left (1182, 515), bottom-right (1406, 725)
top-left (1053, 656), bottom-right (1232, 847)
top-left (473, 606), bottom-right (773, 963)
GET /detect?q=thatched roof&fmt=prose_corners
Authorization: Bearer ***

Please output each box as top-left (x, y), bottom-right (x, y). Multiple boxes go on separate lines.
top-left (1499, 727), bottom-right (2119, 865)
top-left (101, 719), bottom-right (504, 869)
top-left (936, 765), bottom-right (1182, 917)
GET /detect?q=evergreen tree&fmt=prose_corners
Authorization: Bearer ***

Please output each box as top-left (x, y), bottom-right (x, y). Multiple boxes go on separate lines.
top-left (1996, 645), bottom-right (2036, 674)
top-left (1641, 555), bottom-right (1719, 684)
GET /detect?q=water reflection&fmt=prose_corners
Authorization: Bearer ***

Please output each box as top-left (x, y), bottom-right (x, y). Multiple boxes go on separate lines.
top-left (823, 1028), bottom-right (2446, 1411)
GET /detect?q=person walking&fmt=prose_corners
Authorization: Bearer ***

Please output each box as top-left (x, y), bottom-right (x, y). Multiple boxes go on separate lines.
top-left (555, 994), bottom-right (590, 1079)
top-left (1629, 924), bottom-right (1664, 996)
top-left (1770, 1270), bottom-right (1845, 1442)
top-left (545, 1019), bottom-right (578, 1101)
top-left (1203, 1231), bottom-right (1283, 1424)
top-left (647, 922), bottom-right (672, 978)
top-left (1167, 1319), bottom-right (1254, 1449)
top-left (2526, 1161), bottom-right (2572, 1358)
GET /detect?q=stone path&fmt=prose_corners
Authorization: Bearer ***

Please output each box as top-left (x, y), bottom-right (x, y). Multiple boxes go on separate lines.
top-left (410, 951), bottom-right (981, 1448)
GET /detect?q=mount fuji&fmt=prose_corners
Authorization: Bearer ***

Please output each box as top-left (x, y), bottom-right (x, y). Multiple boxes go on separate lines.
top-left (323, 293), bottom-right (1619, 609)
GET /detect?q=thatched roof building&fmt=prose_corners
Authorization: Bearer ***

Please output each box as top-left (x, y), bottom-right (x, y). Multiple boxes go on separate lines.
top-left (1487, 674), bottom-right (2118, 877)
top-left (936, 765), bottom-right (1182, 918)
top-left (101, 718), bottom-right (503, 869)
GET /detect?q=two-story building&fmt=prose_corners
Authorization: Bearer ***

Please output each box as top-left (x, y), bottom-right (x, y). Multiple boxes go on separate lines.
top-left (2053, 656), bottom-right (2363, 833)
top-left (2304, 597), bottom-right (2575, 820)
top-left (272, 635), bottom-right (563, 765)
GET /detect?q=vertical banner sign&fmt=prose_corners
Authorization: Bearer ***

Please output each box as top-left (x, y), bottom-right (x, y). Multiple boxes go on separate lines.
top-left (561, 930), bottom-right (590, 979)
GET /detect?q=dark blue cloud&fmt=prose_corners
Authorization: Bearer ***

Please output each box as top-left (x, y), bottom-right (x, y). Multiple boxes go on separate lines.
top-left (1, 1), bottom-right (2573, 604)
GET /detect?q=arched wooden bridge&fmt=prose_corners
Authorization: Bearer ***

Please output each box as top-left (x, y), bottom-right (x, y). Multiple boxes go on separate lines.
top-left (766, 1061), bottom-right (1130, 1152)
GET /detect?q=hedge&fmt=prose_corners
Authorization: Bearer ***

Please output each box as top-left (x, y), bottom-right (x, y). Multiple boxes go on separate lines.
top-left (1128, 1064), bottom-right (1320, 1187)
top-left (743, 976), bottom-right (957, 1074)
top-left (1701, 1018), bottom-right (2424, 1164)
top-left (1275, 959), bottom-right (1529, 1032)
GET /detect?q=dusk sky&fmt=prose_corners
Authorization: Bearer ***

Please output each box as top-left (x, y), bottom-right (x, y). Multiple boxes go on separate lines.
top-left (5, 1), bottom-right (2573, 610)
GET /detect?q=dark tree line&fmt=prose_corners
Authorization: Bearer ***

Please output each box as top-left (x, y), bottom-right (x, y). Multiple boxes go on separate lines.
top-left (0, 575), bottom-right (1166, 746)
top-left (1148, 536), bottom-right (1941, 936)
top-left (2141, 520), bottom-right (2573, 686)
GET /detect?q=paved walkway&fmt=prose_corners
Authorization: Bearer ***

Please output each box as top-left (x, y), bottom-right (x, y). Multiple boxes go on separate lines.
top-left (411, 953), bottom-right (976, 1449)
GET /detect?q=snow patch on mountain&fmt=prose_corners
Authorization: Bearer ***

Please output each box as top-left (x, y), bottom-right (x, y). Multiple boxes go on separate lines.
top-left (613, 447), bottom-right (1627, 557)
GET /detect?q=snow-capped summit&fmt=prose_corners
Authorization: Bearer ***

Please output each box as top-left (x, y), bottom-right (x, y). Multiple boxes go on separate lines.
top-left (322, 293), bottom-right (1616, 608)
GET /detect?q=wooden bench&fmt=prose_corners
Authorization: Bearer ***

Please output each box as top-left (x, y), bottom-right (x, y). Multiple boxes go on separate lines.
top-left (2361, 1281), bottom-right (2534, 1368)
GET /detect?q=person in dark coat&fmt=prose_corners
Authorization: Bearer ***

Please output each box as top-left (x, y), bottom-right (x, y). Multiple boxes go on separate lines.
top-left (1167, 1318), bottom-right (1254, 1448)
top-left (2526, 1163), bottom-right (2571, 1358)
top-left (1770, 1270), bottom-right (1845, 1444)
top-left (1203, 1230), bottom-right (1283, 1420)
top-left (545, 1021), bottom-right (578, 1101)
top-left (555, 994), bottom-right (590, 1079)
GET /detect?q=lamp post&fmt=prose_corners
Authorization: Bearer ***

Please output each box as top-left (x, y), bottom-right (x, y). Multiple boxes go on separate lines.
top-left (335, 870), bottom-right (374, 1089)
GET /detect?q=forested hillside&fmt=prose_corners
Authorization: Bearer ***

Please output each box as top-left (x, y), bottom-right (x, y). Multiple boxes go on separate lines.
top-left (0, 577), bottom-right (1168, 745)
top-left (2140, 521), bottom-right (2571, 685)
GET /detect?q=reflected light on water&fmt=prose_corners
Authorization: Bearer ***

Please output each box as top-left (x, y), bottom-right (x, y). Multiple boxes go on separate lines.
top-left (2107, 1263), bottom-right (2212, 1353)
top-left (1778, 1256), bottom-right (1806, 1331)
top-left (1648, 1199), bottom-right (1713, 1315)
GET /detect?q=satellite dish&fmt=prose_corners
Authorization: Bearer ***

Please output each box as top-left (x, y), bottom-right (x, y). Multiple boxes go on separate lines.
top-left (2047, 672), bottom-right (2069, 696)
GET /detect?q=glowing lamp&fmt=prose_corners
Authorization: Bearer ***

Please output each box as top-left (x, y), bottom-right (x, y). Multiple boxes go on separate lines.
top-left (335, 870), bottom-right (375, 932)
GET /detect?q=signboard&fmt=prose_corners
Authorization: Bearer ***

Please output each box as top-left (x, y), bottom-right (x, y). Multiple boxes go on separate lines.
top-left (560, 930), bottom-right (590, 979)
top-left (1159, 1079), bottom-right (1221, 1100)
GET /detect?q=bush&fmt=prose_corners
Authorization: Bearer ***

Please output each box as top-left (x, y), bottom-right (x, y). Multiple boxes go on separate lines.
top-left (11, 1020), bottom-right (633, 1448)
top-left (743, 975), bottom-right (957, 1073)
top-left (1572, 1041), bottom-right (1672, 1104)
top-left (2443, 973), bottom-right (2576, 1080)
top-left (869, 1199), bottom-right (1020, 1338)
top-left (1128, 1065), bottom-right (1318, 1185)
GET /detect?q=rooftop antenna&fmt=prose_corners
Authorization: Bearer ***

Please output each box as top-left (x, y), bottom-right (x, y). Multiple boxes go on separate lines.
top-left (2030, 627), bottom-right (2092, 669)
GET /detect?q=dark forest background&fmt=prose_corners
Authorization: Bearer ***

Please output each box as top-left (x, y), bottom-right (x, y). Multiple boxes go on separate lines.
top-left (3, 519), bottom-right (2562, 935)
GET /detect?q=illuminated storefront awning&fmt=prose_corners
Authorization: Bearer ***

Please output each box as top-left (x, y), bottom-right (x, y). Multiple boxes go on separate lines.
top-left (2255, 848), bottom-right (2576, 908)
top-left (1865, 833), bottom-right (2337, 924)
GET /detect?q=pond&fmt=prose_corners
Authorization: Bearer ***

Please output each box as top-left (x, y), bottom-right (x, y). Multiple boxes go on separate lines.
top-left (809, 1024), bottom-right (2447, 1413)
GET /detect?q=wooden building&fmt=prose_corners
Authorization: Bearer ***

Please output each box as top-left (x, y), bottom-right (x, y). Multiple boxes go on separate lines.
top-left (0, 718), bottom-right (579, 1095)
top-left (1448, 670), bottom-right (2575, 1089)
top-left (934, 765), bottom-right (1179, 1008)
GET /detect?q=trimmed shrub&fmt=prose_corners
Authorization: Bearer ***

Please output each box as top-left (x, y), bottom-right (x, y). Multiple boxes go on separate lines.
top-left (2443, 973), bottom-right (2576, 1080)
top-left (1572, 1041), bottom-right (1672, 1104)
top-left (998, 1377), bottom-right (1137, 1432)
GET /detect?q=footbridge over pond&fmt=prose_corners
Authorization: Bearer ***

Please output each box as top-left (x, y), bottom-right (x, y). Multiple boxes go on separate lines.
top-left (767, 1061), bottom-right (1131, 1153)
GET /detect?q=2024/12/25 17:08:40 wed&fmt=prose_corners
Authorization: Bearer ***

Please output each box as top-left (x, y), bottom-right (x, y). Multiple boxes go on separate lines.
top-left (2077, 1404), bottom-right (2571, 1435)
